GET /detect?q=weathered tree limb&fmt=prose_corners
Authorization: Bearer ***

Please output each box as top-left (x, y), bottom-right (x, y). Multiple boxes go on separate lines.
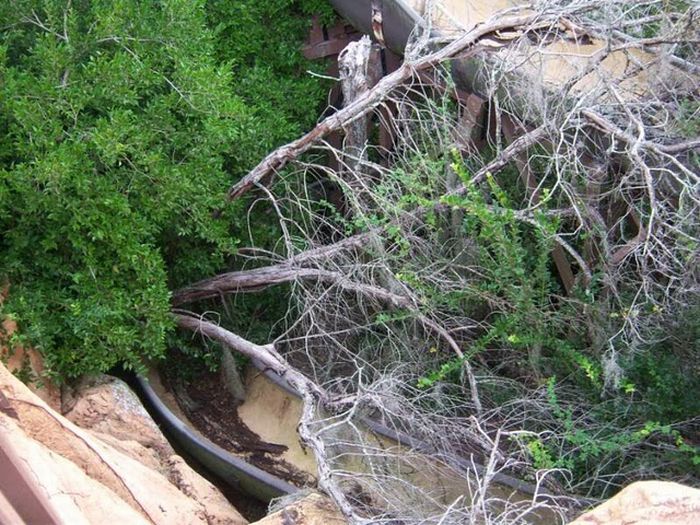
top-left (174, 263), bottom-right (483, 415)
top-left (438, 125), bottom-right (549, 197)
top-left (338, 35), bottom-right (376, 176)
top-left (174, 312), bottom-right (360, 521)
top-left (173, 261), bottom-right (419, 309)
top-left (175, 264), bottom-right (443, 345)
top-left (173, 265), bottom-right (330, 305)
top-left (235, 232), bottom-right (374, 266)
top-left (220, 347), bottom-right (247, 403)
top-left (582, 109), bottom-right (700, 158)
top-left (226, 12), bottom-right (545, 201)
top-left (289, 232), bottom-right (374, 264)
top-left (176, 265), bottom-right (458, 353)
top-left (175, 313), bottom-right (323, 397)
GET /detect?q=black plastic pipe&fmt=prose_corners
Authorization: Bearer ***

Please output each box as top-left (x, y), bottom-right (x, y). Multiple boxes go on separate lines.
top-left (132, 374), bottom-right (298, 502)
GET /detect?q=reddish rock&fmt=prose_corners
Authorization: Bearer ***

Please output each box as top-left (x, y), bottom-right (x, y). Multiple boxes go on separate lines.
top-left (251, 493), bottom-right (347, 525)
top-left (570, 481), bottom-right (700, 525)
top-left (0, 362), bottom-right (248, 525)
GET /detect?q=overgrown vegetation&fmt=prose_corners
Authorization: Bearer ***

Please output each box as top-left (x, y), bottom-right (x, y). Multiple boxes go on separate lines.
top-left (177, 1), bottom-right (696, 520)
top-left (1, 0), bottom-right (698, 523)
top-left (0, 0), bottom-right (328, 378)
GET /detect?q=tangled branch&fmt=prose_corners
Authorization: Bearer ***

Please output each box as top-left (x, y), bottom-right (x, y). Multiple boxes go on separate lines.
top-left (181, 1), bottom-right (698, 522)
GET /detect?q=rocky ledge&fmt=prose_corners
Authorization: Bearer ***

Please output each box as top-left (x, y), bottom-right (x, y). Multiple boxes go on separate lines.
top-left (0, 359), bottom-right (343, 525)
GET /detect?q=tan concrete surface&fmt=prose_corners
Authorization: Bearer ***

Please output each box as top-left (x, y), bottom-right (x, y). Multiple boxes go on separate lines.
top-left (401, 0), bottom-right (685, 101)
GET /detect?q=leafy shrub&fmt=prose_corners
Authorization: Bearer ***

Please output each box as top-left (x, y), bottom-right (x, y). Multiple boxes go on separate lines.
top-left (416, 152), bottom-right (569, 385)
top-left (405, 152), bottom-right (699, 493)
top-left (206, 0), bottom-right (333, 154)
top-left (520, 377), bottom-right (700, 496)
top-left (0, 0), bottom-right (327, 379)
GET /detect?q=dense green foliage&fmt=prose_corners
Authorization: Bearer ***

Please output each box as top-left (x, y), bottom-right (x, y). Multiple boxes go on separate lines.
top-left (0, 0), bottom-right (327, 379)
top-left (206, 0), bottom-right (334, 152)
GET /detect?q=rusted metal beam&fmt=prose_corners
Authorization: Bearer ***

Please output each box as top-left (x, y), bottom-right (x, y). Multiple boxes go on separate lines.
top-left (303, 35), bottom-right (361, 60)
top-left (303, 17), bottom-right (362, 60)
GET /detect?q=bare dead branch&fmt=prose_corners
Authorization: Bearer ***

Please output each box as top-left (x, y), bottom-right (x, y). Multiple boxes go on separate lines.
top-left (174, 312), bottom-right (361, 521)
top-left (226, 12), bottom-right (548, 201)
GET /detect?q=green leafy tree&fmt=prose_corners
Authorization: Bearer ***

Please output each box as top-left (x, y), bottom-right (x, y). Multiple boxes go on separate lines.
top-left (206, 0), bottom-right (334, 153)
top-left (0, 0), bottom-right (325, 379)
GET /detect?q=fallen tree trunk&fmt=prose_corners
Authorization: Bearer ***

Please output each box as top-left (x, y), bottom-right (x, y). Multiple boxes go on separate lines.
top-left (173, 261), bottom-right (483, 414)
top-left (174, 264), bottom-right (470, 357)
